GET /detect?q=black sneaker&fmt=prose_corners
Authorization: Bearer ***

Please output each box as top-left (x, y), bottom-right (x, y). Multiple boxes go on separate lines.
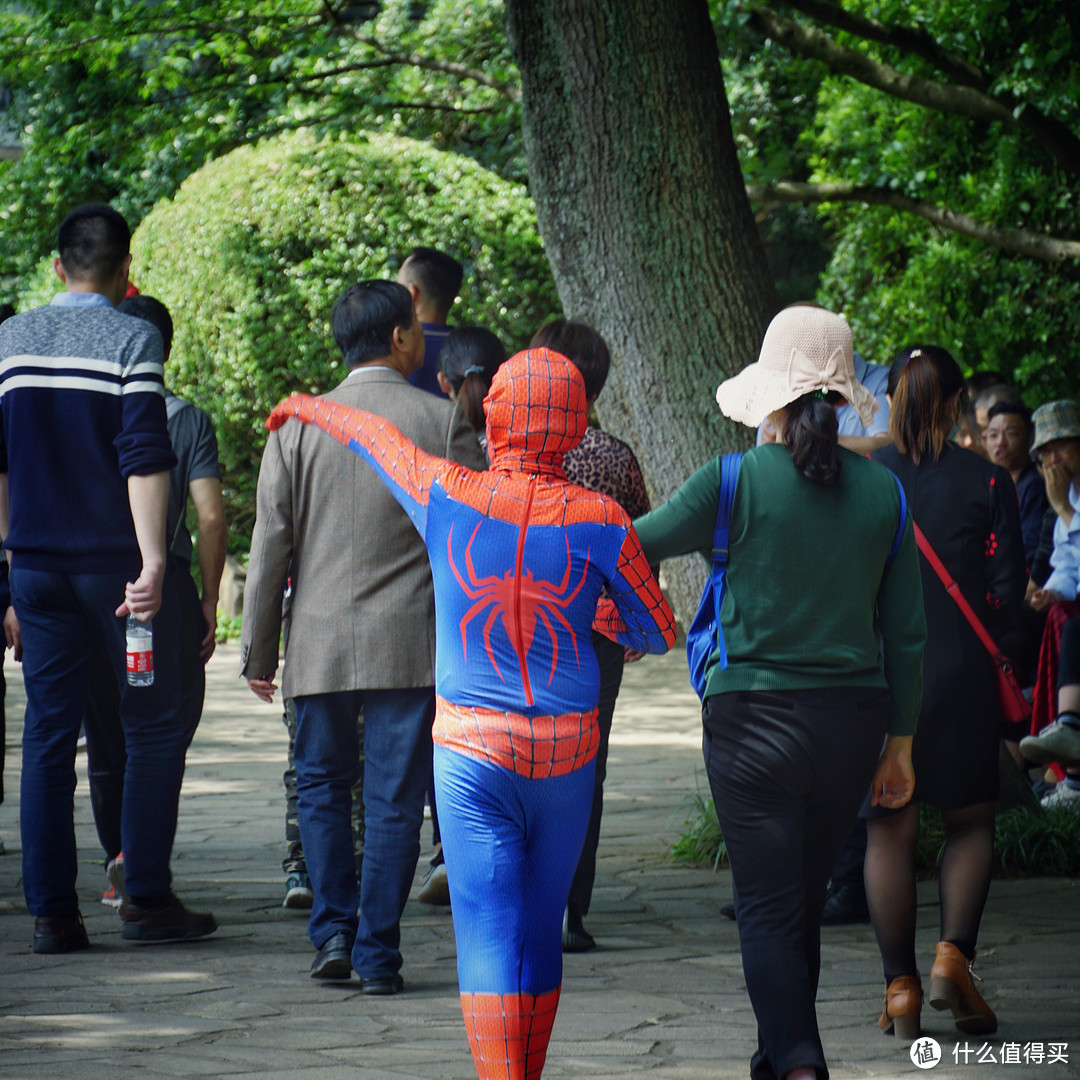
top-left (562, 907), bottom-right (596, 952)
top-left (121, 894), bottom-right (217, 944)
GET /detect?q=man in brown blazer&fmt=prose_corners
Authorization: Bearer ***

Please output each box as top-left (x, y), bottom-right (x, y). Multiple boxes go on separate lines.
top-left (240, 280), bottom-right (485, 993)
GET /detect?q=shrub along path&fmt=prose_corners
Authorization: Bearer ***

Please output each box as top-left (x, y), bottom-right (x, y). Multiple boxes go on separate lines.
top-left (0, 644), bottom-right (1077, 1079)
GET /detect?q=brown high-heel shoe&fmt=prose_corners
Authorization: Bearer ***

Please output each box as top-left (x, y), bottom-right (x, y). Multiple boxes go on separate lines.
top-left (878, 973), bottom-right (922, 1039)
top-left (928, 941), bottom-right (997, 1034)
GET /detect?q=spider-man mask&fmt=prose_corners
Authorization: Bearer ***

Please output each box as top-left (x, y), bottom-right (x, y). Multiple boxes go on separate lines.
top-left (483, 348), bottom-right (589, 477)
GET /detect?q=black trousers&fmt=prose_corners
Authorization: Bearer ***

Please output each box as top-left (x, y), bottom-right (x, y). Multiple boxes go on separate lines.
top-left (703, 687), bottom-right (888, 1080)
top-left (566, 631), bottom-right (625, 918)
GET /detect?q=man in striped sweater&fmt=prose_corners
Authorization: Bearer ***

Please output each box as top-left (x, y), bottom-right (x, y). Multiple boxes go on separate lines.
top-left (0, 204), bottom-right (215, 953)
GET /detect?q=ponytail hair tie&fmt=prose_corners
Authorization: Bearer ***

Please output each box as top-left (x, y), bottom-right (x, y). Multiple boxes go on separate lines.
top-left (463, 365), bottom-right (486, 377)
top-left (906, 348), bottom-right (923, 366)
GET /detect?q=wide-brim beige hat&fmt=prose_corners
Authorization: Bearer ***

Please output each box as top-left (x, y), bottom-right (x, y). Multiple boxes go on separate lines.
top-left (716, 305), bottom-right (878, 429)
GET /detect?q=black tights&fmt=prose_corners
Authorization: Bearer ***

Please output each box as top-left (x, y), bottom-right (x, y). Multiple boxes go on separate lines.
top-left (864, 802), bottom-right (995, 982)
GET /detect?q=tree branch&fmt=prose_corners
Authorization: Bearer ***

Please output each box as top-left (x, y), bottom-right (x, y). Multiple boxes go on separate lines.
top-left (746, 180), bottom-right (1080, 263)
top-left (353, 33), bottom-right (521, 101)
top-left (746, 3), bottom-right (1080, 178)
top-left (776, 0), bottom-right (984, 87)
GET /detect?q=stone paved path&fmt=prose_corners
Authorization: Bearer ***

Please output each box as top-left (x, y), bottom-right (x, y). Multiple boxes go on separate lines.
top-left (1, 644), bottom-right (1078, 1079)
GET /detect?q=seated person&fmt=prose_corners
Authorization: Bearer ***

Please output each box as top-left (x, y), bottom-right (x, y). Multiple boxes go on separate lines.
top-left (984, 400), bottom-right (1047, 567)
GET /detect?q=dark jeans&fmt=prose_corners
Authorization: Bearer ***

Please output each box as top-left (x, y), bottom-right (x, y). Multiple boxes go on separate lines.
top-left (567, 631), bottom-right (625, 918)
top-left (13, 565), bottom-right (184, 913)
top-left (293, 687), bottom-right (433, 977)
top-left (82, 563), bottom-right (207, 861)
top-left (281, 696), bottom-right (364, 882)
top-left (1, 654), bottom-right (6, 806)
top-left (703, 687), bottom-right (888, 1080)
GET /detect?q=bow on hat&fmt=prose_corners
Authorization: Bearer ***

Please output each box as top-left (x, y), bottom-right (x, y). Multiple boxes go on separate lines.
top-left (787, 345), bottom-right (844, 395)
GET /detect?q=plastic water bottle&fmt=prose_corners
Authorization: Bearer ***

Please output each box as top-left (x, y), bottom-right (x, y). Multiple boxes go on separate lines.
top-left (126, 614), bottom-right (154, 686)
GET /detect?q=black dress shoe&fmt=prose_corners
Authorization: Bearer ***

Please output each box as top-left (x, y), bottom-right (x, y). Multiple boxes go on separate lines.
top-left (720, 902), bottom-right (737, 922)
top-left (820, 882), bottom-right (870, 926)
top-left (310, 930), bottom-right (354, 979)
top-left (121, 893), bottom-right (217, 944)
top-left (33, 913), bottom-right (90, 954)
top-left (562, 907), bottom-right (596, 953)
top-left (361, 972), bottom-right (404, 995)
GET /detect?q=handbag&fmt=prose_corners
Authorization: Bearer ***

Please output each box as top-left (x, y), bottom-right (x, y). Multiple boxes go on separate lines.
top-left (912, 522), bottom-right (1031, 726)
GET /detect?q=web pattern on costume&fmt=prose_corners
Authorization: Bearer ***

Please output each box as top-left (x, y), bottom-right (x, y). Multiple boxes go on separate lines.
top-left (267, 387), bottom-right (676, 712)
top-left (269, 352), bottom-right (675, 1080)
top-left (460, 989), bottom-right (560, 1080)
top-left (435, 696), bottom-right (600, 780)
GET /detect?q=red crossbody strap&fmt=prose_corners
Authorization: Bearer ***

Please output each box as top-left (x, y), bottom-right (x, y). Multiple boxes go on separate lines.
top-left (911, 521), bottom-right (1002, 659)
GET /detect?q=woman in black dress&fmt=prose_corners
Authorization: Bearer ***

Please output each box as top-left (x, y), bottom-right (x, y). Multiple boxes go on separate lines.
top-left (869, 347), bottom-right (1026, 1038)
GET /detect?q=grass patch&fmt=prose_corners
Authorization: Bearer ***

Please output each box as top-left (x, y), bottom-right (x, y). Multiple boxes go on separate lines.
top-left (673, 798), bottom-right (1080, 878)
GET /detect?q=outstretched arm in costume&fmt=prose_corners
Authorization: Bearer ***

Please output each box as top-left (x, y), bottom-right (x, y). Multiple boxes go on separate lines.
top-left (593, 528), bottom-right (676, 654)
top-left (267, 393), bottom-right (447, 538)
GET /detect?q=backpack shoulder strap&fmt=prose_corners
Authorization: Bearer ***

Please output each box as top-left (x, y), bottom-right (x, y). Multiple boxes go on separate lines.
top-left (685, 451), bottom-right (746, 699)
top-left (709, 451), bottom-right (744, 669)
top-left (885, 470), bottom-right (907, 566)
top-left (712, 451), bottom-right (745, 563)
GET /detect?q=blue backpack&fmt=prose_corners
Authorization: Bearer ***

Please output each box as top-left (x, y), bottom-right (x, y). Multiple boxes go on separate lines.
top-left (685, 454), bottom-right (908, 701)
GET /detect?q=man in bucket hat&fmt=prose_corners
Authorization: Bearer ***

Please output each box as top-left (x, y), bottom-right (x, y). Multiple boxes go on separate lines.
top-left (1021, 400), bottom-right (1080, 790)
top-left (1029, 399), bottom-right (1080, 613)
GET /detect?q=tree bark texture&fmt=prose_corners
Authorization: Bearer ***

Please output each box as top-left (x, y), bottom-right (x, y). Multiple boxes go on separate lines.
top-left (504, 0), bottom-right (779, 624)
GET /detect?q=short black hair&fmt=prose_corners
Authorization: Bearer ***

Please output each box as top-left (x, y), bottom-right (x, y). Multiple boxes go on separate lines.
top-left (529, 320), bottom-right (611, 401)
top-left (57, 203), bottom-right (131, 282)
top-left (0, 302), bottom-right (14, 326)
top-left (986, 398), bottom-right (1032, 431)
top-left (331, 280), bottom-right (415, 367)
top-left (399, 247), bottom-right (463, 312)
top-left (117, 295), bottom-right (173, 359)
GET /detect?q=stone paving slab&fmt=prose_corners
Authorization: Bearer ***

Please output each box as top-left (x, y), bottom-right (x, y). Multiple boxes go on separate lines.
top-left (1, 644), bottom-right (1078, 1079)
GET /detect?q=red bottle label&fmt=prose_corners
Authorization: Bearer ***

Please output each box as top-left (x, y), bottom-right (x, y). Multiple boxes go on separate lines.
top-left (127, 649), bottom-right (154, 673)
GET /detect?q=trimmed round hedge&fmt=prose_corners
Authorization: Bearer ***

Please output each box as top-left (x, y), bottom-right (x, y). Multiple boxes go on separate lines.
top-left (130, 130), bottom-right (560, 541)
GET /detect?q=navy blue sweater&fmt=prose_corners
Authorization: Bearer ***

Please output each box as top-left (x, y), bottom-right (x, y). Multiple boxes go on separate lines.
top-left (0, 295), bottom-right (177, 573)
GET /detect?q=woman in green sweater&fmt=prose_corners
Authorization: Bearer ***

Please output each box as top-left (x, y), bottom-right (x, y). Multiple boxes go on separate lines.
top-left (634, 305), bottom-right (926, 1080)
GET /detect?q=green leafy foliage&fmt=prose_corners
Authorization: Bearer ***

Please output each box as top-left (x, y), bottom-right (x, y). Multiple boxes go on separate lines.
top-left (719, 23), bottom-right (832, 303)
top-left (0, 0), bottom-right (523, 294)
top-left (122, 129), bottom-right (557, 540)
top-left (807, 67), bottom-right (1080, 396)
top-left (718, 0), bottom-right (1080, 401)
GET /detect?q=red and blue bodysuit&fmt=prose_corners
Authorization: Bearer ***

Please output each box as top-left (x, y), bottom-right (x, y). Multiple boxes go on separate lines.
top-left (269, 349), bottom-right (676, 1080)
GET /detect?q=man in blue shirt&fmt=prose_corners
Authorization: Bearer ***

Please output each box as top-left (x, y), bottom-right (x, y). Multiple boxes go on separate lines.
top-left (396, 247), bottom-right (462, 398)
top-left (0, 204), bottom-right (215, 952)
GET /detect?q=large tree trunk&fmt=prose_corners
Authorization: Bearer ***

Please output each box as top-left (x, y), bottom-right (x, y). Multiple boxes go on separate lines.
top-left (504, 0), bottom-right (780, 624)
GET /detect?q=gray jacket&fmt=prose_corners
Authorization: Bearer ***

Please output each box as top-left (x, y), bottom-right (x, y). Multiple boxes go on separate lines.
top-left (240, 367), bottom-right (486, 696)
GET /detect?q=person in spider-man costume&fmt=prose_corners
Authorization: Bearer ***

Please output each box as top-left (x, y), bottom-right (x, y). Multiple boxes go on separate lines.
top-left (268, 348), bottom-right (675, 1080)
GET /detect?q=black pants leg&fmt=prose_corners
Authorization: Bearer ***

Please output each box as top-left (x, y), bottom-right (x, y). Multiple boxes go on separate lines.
top-left (829, 815), bottom-right (868, 889)
top-left (703, 688), bottom-right (888, 1080)
top-left (567, 631), bottom-right (625, 919)
top-left (83, 647), bottom-right (124, 862)
top-left (175, 568), bottom-right (207, 749)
